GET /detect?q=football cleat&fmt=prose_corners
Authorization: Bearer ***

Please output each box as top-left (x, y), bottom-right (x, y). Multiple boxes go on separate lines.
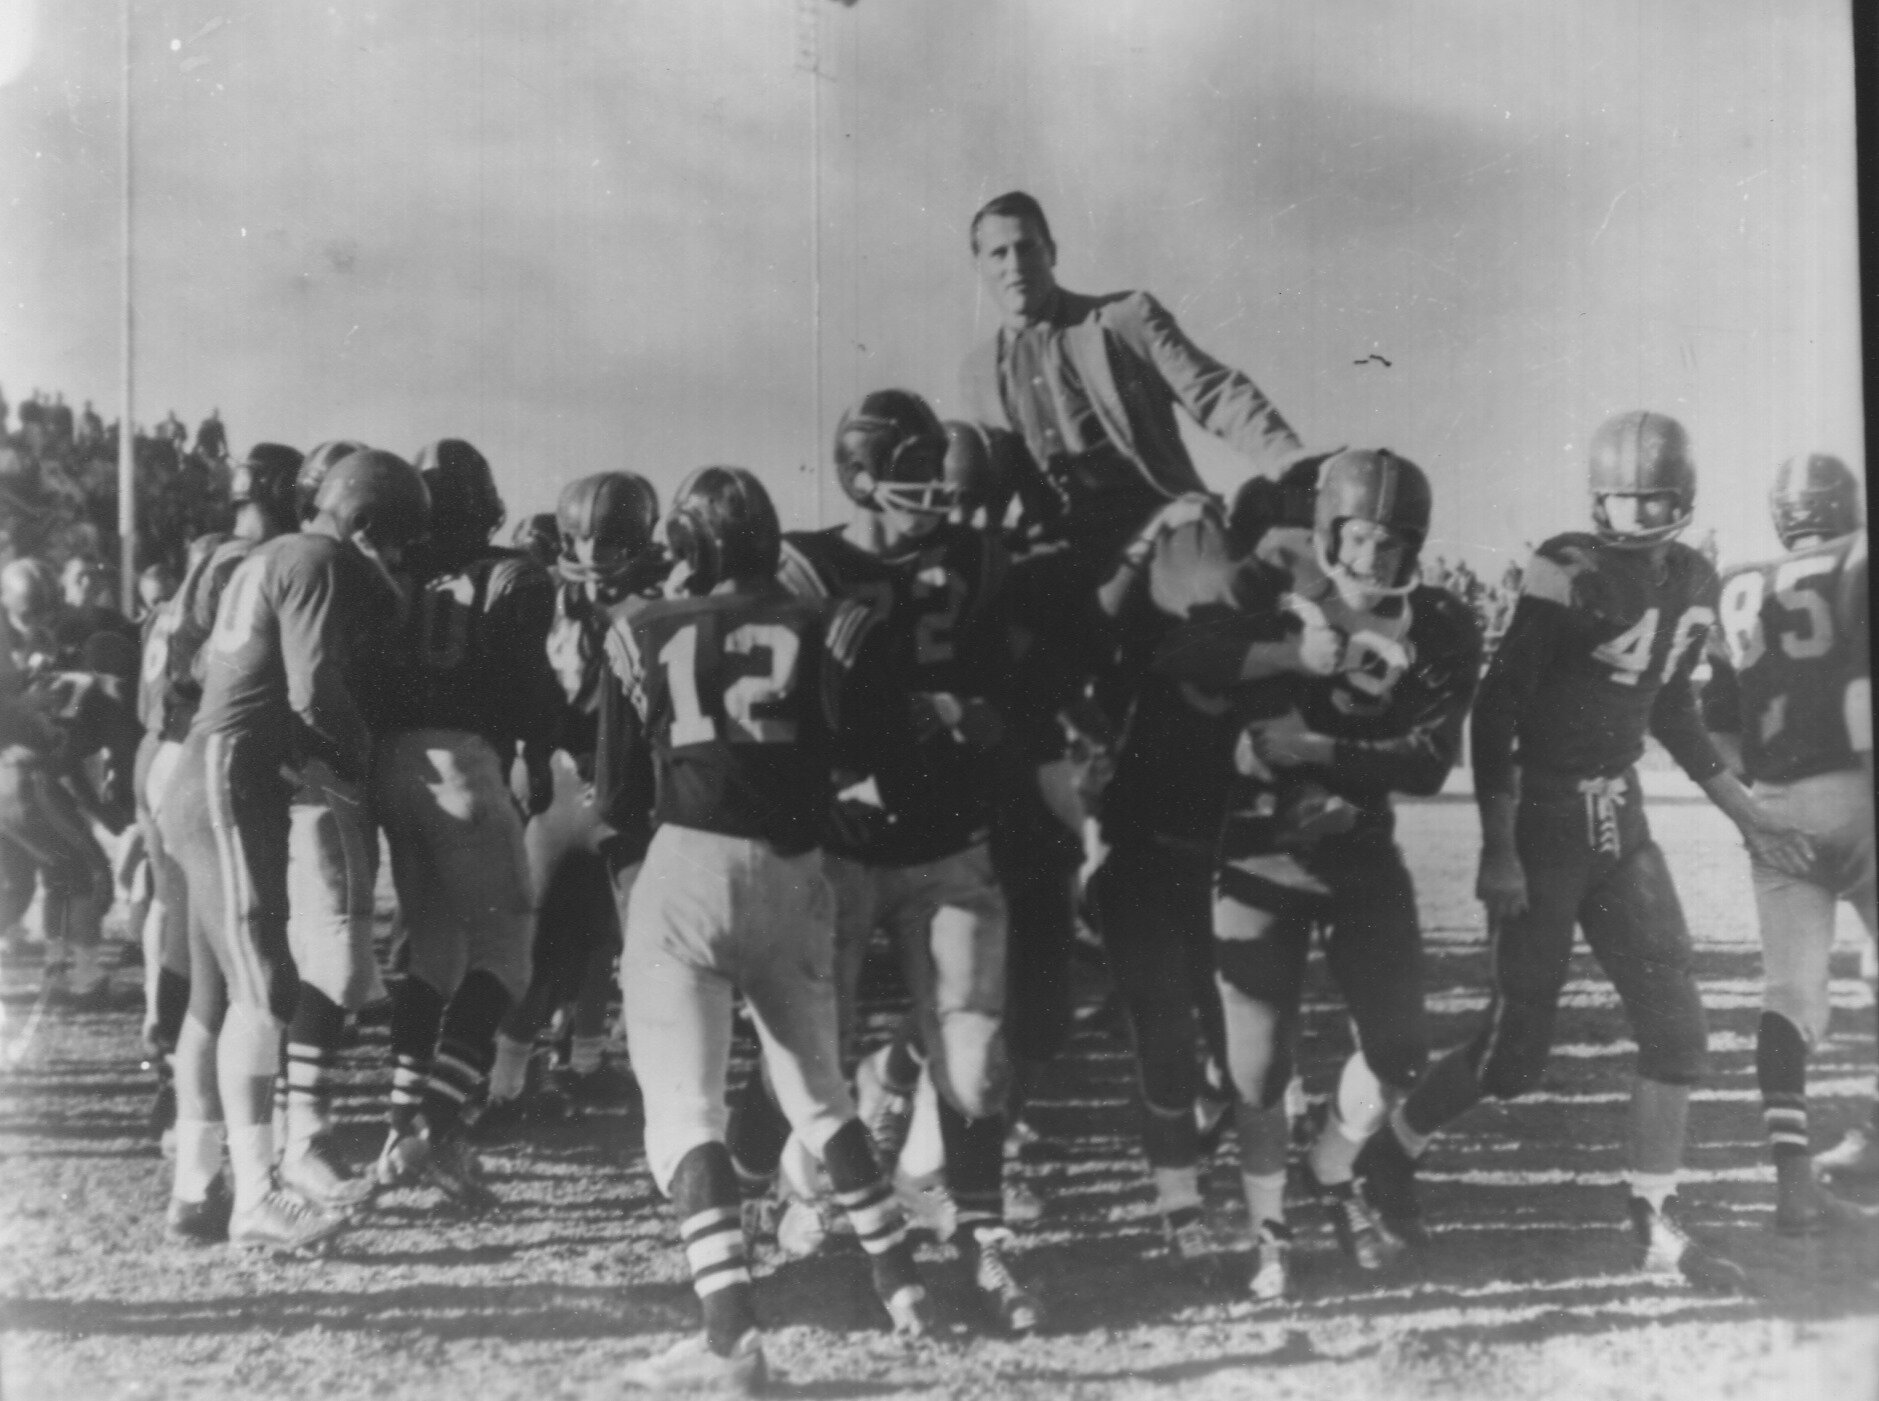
top-left (1318, 1177), bottom-right (1399, 1270)
top-left (228, 1185), bottom-right (348, 1256)
top-left (881, 1283), bottom-right (936, 1340)
top-left (1773, 1177), bottom-right (1878, 1238)
top-left (1162, 1208), bottom-right (1228, 1287)
top-left (855, 1051), bottom-right (915, 1169)
top-left (620, 1329), bottom-right (766, 1395)
top-left (1003, 1179), bottom-right (1045, 1226)
top-left (420, 1131), bottom-right (501, 1214)
top-left (1352, 1126), bottom-right (1427, 1245)
top-left (553, 1061), bottom-right (641, 1111)
top-left (165, 1175), bottom-right (233, 1246)
top-left (1249, 1221), bottom-right (1294, 1302)
top-left (969, 1227), bottom-right (1043, 1334)
top-left (1815, 1126), bottom-right (1879, 1183)
top-left (468, 1088), bottom-right (578, 1143)
top-left (279, 1137), bottom-right (377, 1215)
top-left (375, 1126), bottom-right (428, 1188)
top-left (1630, 1195), bottom-right (1750, 1293)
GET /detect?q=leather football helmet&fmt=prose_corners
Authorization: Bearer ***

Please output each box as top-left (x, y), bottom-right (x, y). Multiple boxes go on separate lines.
top-left (311, 449), bottom-right (430, 558)
top-left (1588, 411), bottom-right (1695, 546)
top-left (835, 390), bottom-right (953, 516)
top-left (941, 419), bottom-right (1022, 523)
top-left (554, 472), bottom-right (664, 599)
top-left (413, 439), bottom-right (505, 543)
top-left (665, 465), bottom-right (781, 594)
top-left (229, 443), bottom-right (303, 530)
top-left (1769, 452), bottom-right (1862, 549)
top-left (296, 439), bottom-right (371, 522)
top-left (1312, 447), bottom-right (1432, 596)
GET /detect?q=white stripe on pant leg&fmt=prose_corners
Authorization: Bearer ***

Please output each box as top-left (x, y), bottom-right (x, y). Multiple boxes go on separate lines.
top-left (204, 735), bottom-right (263, 1007)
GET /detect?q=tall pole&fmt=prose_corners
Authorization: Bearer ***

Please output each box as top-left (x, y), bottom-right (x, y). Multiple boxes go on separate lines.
top-left (117, 0), bottom-right (135, 613)
top-left (810, 29), bottom-right (823, 527)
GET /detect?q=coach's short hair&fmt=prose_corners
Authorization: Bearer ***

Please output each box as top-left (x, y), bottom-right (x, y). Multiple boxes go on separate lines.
top-left (969, 191), bottom-right (1054, 255)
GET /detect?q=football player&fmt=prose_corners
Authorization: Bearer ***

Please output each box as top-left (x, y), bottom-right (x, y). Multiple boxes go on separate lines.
top-left (481, 473), bottom-right (665, 1130)
top-left (158, 449), bottom-right (426, 1254)
top-left (759, 389), bottom-right (1041, 1332)
top-left (1152, 450), bottom-right (1482, 1298)
top-left (1354, 412), bottom-right (1813, 1289)
top-left (0, 557), bottom-right (117, 1001)
top-left (1078, 457), bottom-right (1320, 1270)
top-left (609, 466), bottom-right (933, 1393)
top-left (370, 440), bottom-right (561, 1210)
top-left (136, 446), bottom-right (303, 1148)
top-left (1703, 453), bottom-right (1876, 1223)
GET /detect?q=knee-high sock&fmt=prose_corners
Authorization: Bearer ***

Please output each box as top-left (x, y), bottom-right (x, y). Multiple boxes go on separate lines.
top-left (389, 976), bottom-right (447, 1134)
top-left (670, 1142), bottom-right (757, 1356)
top-left (822, 1119), bottom-right (921, 1302)
top-left (1397, 1041), bottom-right (1484, 1146)
top-left (283, 983), bottom-right (346, 1154)
top-left (1757, 1011), bottom-right (1810, 1161)
top-left (422, 970), bottom-right (512, 1137)
top-left (937, 1095), bottom-right (1005, 1240)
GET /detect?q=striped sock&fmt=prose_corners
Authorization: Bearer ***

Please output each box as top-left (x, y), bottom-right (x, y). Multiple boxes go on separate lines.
top-left (822, 1119), bottom-right (920, 1300)
top-left (670, 1143), bottom-right (756, 1356)
top-left (421, 971), bottom-right (512, 1135)
top-left (390, 1056), bottom-right (429, 1134)
top-left (421, 1046), bottom-right (484, 1137)
top-left (390, 978), bottom-right (446, 1133)
top-left (282, 1042), bottom-right (334, 1155)
top-left (1757, 1013), bottom-right (1810, 1160)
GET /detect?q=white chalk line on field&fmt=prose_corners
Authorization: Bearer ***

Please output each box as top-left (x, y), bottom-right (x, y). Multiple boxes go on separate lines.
top-left (0, 981), bottom-right (54, 1072)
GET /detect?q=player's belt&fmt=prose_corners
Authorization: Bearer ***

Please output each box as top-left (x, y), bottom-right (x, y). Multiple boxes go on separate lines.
top-left (1577, 773), bottom-right (1628, 857)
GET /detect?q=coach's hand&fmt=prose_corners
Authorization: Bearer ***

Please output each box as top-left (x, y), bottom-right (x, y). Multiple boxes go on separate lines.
top-left (1475, 846), bottom-right (1529, 922)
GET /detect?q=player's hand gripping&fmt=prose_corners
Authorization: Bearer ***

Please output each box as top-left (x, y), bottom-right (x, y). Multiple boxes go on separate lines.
top-left (1244, 709), bottom-right (1333, 770)
top-left (1738, 811), bottom-right (1815, 880)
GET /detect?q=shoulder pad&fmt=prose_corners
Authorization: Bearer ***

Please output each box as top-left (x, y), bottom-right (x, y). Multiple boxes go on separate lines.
top-left (1521, 535), bottom-right (1600, 605)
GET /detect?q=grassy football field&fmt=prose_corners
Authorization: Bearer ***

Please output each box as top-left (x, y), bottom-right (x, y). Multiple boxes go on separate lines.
top-left (1, 798), bottom-right (1875, 1400)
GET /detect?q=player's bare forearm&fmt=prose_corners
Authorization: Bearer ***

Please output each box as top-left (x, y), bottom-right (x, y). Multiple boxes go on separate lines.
top-left (1474, 788), bottom-right (1527, 921)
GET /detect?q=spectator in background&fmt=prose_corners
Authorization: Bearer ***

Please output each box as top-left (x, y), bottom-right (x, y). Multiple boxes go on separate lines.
top-left (77, 402), bottom-right (104, 448)
top-left (56, 557), bottom-right (136, 660)
top-left (195, 409), bottom-right (228, 463)
top-left (48, 394), bottom-right (74, 445)
top-left (135, 563), bottom-right (178, 622)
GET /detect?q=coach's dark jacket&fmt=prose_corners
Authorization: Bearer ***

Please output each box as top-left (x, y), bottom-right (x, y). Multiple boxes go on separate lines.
top-left (958, 287), bottom-right (1301, 499)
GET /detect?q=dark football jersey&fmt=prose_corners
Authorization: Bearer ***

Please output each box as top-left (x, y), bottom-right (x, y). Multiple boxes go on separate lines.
top-left (1705, 529), bottom-right (1869, 783)
top-left (378, 548), bottom-right (560, 753)
top-left (607, 583), bottom-right (861, 856)
top-left (138, 533), bottom-right (245, 740)
top-left (191, 532), bottom-right (395, 779)
top-left (778, 524), bottom-right (1012, 864)
top-left (1473, 533), bottom-right (1723, 795)
top-left (1213, 582), bottom-right (1482, 857)
top-left (1097, 509), bottom-right (1266, 847)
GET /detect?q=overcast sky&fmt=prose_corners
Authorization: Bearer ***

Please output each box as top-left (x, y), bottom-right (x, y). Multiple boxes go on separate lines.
top-left (0, 0), bottom-right (1862, 568)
